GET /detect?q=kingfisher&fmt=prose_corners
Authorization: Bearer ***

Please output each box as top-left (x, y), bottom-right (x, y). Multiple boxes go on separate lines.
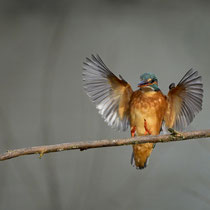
top-left (82, 55), bottom-right (203, 169)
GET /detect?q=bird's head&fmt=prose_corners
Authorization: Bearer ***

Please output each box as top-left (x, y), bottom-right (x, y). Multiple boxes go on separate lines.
top-left (138, 73), bottom-right (159, 91)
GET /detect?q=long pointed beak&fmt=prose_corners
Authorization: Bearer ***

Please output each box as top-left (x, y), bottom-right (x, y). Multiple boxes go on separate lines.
top-left (138, 81), bottom-right (148, 87)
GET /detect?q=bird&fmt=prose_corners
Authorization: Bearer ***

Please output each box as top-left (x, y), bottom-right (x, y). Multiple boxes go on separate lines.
top-left (82, 54), bottom-right (203, 169)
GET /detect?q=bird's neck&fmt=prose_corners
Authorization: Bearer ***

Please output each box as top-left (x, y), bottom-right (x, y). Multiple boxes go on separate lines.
top-left (140, 85), bottom-right (160, 92)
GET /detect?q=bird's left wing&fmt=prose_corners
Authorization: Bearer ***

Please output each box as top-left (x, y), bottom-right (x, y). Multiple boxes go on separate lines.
top-left (164, 69), bottom-right (203, 130)
top-left (83, 55), bottom-right (133, 131)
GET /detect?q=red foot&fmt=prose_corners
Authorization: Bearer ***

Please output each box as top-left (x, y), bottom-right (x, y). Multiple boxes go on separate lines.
top-left (131, 126), bottom-right (136, 137)
top-left (144, 119), bottom-right (151, 135)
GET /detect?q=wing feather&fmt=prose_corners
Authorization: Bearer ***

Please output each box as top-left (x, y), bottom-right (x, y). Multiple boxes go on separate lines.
top-left (83, 54), bottom-right (133, 131)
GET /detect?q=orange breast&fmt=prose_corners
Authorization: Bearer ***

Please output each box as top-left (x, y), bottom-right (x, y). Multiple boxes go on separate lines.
top-left (130, 89), bottom-right (167, 135)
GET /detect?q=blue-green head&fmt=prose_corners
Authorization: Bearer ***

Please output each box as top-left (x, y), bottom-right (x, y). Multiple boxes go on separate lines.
top-left (138, 73), bottom-right (159, 91)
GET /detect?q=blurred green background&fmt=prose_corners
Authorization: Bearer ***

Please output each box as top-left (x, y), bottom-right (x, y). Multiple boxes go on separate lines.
top-left (0, 0), bottom-right (210, 209)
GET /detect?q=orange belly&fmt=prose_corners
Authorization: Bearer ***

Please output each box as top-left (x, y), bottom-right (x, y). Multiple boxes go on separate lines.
top-left (129, 89), bottom-right (167, 169)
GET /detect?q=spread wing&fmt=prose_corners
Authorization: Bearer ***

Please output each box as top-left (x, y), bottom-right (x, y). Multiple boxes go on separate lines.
top-left (82, 54), bottom-right (133, 131)
top-left (164, 68), bottom-right (203, 130)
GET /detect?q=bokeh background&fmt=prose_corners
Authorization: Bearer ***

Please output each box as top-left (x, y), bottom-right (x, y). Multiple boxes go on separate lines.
top-left (0, 0), bottom-right (210, 209)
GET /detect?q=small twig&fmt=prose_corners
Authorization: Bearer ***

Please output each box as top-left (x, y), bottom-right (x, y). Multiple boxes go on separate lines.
top-left (168, 128), bottom-right (184, 137)
top-left (0, 129), bottom-right (210, 161)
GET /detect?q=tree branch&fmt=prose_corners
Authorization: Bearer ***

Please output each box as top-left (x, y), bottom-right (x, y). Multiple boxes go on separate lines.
top-left (0, 129), bottom-right (210, 161)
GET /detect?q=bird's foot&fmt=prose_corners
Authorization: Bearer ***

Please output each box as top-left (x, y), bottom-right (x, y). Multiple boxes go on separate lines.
top-left (144, 119), bottom-right (152, 135)
top-left (131, 126), bottom-right (136, 137)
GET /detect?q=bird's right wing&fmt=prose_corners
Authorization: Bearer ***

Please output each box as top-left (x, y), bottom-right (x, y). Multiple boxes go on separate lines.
top-left (83, 55), bottom-right (133, 131)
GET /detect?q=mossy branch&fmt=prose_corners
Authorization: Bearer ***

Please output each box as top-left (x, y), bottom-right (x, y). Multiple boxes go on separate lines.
top-left (0, 129), bottom-right (210, 161)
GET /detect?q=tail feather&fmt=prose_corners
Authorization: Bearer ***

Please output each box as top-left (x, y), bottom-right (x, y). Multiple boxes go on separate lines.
top-left (132, 143), bottom-right (154, 169)
top-left (130, 151), bottom-right (134, 166)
